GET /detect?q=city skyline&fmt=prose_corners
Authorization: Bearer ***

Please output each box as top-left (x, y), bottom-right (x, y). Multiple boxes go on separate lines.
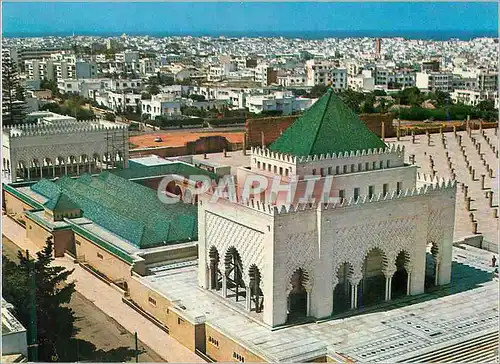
top-left (3, 2), bottom-right (498, 39)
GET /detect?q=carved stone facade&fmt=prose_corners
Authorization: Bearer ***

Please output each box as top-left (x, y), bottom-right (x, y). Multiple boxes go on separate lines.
top-left (198, 145), bottom-right (457, 328)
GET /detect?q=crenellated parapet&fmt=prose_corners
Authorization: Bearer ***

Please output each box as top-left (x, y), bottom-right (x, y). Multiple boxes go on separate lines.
top-left (251, 146), bottom-right (297, 164)
top-left (272, 177), bottom-right (456, 216)
top-left (296, 144), bottom-right (404, 163)
top-left (251, 144), bottom-right (404, 165)
top-left (6, 120), bottom-right (128, 138)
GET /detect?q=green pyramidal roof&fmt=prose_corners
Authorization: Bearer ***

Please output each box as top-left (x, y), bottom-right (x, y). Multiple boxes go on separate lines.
top-left (44, 192), bottom-right (80, 212)
top-left (269, 88), bottom-right (387, 156)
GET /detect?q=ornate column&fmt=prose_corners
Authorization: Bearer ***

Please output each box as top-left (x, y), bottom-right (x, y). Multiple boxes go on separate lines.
top-left (383, 265), bottom-right (396, 301)
top-left (222, 274), bottom-right (227, 298)
top-left (208, 265), bottom-right (213, 290)
top-left (405, 263), bottom-right (413, 295)
top-left (348, 272), bottom-right (362, 310)
top-left (306, 289), bottom-right (312, 316)
top-left (246, 286), bottom-right (252, 311)
top-left (434, 259), bottom-right (440, 286)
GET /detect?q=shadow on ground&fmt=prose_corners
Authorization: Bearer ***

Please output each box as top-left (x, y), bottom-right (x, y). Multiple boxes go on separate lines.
top-left (324, 259), bottom-right (494, 322)
top-left (59, 338), bottom-right (146, 362)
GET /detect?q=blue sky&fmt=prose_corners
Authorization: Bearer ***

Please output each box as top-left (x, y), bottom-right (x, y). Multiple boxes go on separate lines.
top-left (2, 2), bottom-right (498, 37)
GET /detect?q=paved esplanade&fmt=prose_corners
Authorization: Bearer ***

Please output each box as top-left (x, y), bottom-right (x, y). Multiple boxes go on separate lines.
top-left (387, 127), bottom-right (499, 249)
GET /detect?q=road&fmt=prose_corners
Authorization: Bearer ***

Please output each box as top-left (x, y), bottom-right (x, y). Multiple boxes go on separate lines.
top-left (1, 215), bottom-right (204, 363)
top-left (2, 236), bottom-right (165, 363)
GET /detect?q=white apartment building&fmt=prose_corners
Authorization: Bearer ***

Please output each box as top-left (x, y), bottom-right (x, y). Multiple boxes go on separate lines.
top-left (387, 69), bottom-right (415, 88)
top-left (104, 91), bottom-right (142, 113)
top-left (477, 71), bottom-right (498, 91)
top-left (415, 72), bottom-right (454, 92)
top-left (345, 60), bottom-right (362, 76)
top-left (25, 58), bottom-right (78, 81)
top-left (305, 60), bottom-right (347, 91)
top-left (141, 96), bottom-right (182, 119)
top-left (208, 63), bottom-right (236, 82)
top-left (348, 72), bottom-right (375, 92)
top-left (245, 92), bottom-right (317, 115)
top-left (450, 89), bottom-right (499, 108)
top-left (277, 72), bottom-right (307, 87)
top-left (115, 51), bottom-right (139, 64)
top-left (139, 58), bottom-right (161, 77)
top-left (451, 76), bottom-right (478, 90)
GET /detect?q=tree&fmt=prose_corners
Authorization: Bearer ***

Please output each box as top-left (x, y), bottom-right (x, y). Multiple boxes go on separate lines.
top-left (146, 80), bottom-right (160, 96)
top-left (41, 78), bottom-right (60, 97)
top-left (188, 94), bottom-right (206, 102)
top-left (309, 85), bottom-right (329, 98)
top-left (477, 99), bottom-right (495, 112)
top-left (2, 237), bottom-right (77, 361)
top-left (104, 112), bottom-right (116, 122)
top-left (2, 53), bottom-right (27, 125)
top-left (336, 89), bottom-right (364, 113)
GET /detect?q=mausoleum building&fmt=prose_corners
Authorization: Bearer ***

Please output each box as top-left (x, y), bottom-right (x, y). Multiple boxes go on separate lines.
top-left (198, 89), bottom-right (457, 327)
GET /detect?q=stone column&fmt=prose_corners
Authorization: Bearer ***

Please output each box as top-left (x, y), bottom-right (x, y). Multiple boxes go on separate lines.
top-left (306, 290), bottom-right (312, 316)
top-left (435, 260), bottom-right (440, 286)
top-left (381, 121), bottom-right (385, 141)
top-left (481, 174), bottom-right (486, 190)
top-left (350, 284), bottom-right (358, 310)
top-left (40, 165), bottom-right (43, 179)
top-left (489, 191), bottom-right (494, 208)
top-left (412, 131), bottom-right (415, 144)
top-left (64, 164), bottom-right (68, 176)
top-left (493, 209), bottom-right (498, 219)
top-left (52, 165), bottom-right (56, 178)
top-left (384, 276), bottom-right (393, 301)
top-left (261, 131), bottom-right (265, 148)
top-left (397, 119), bottom-right (401, 141)
top-left (453, 125), bottom-right (457, 136)
top-left (466, 197), bottom-right (471, 211)
top-left (472, 222), bottom-right (478, 234)
top-left (222, 274), bottom-right (227, 298)
top-left (246, 286), bottom-right (251, 311)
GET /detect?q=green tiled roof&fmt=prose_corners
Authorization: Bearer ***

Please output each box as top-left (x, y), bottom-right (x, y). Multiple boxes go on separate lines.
top-left (44, 192), bottom-right (80, 212)
top-left (30, 172), bottom-right (198, 249)
top-left (113, 162), bottom-right (216, 181)
top-left (269, 88), bottom-right (387, 156)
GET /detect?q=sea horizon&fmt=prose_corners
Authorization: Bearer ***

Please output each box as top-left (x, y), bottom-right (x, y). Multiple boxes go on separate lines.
top-left (3, 29), bottom-right (498, 41)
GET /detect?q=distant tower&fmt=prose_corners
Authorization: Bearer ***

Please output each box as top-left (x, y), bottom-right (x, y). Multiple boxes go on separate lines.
top-left (375, 38), bottom-right (382, 60)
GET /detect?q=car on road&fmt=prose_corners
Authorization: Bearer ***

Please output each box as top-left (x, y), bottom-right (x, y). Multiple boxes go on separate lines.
top-left (154, 136), bottom-right (163, 142)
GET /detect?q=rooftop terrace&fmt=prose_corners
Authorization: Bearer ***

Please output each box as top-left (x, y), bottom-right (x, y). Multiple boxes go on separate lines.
top-left (141, 246), bottom-right (498, 362)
